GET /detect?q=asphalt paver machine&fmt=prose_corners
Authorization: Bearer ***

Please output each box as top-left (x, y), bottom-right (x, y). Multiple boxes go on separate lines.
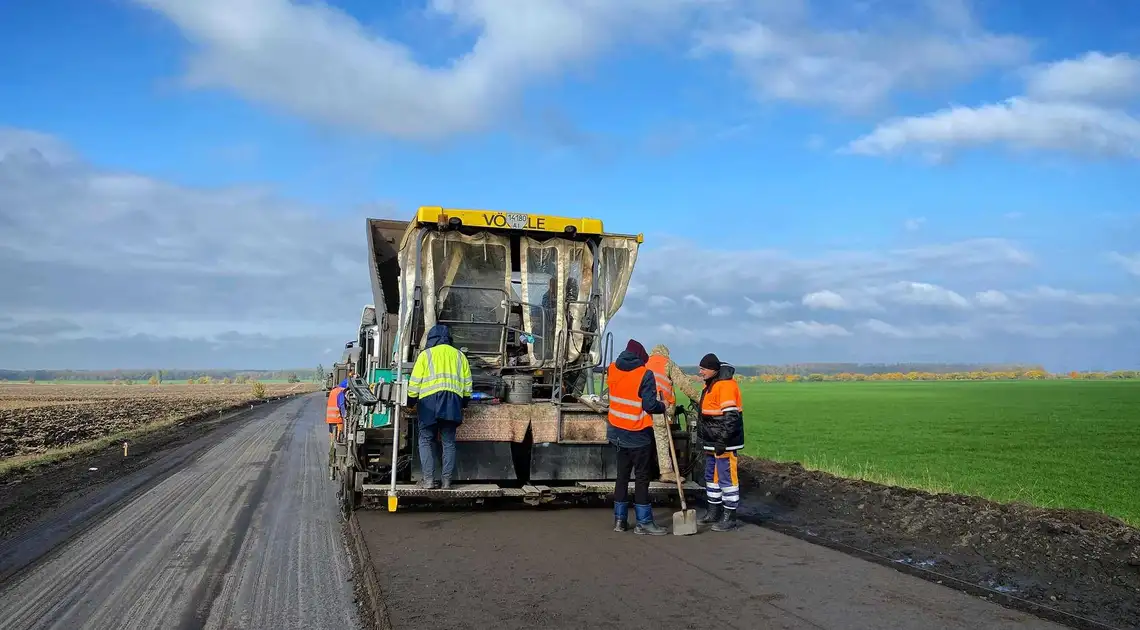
top-left (332, 207), bottom-right (702, 514)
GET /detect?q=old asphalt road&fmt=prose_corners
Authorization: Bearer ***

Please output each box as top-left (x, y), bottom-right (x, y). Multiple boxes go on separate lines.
top-left (0, 394), bottom-right (358, 630)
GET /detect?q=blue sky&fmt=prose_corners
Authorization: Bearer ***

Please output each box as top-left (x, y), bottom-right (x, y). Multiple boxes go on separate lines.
top-left (0, 0), bottom-right (1138, 371)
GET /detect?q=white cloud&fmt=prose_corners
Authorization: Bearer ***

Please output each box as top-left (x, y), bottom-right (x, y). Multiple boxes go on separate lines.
top-left (693, 0), bottom-right (1029, 112)
top-left (1108, 251), bottom-right (1140, 277)
top-left (5, 127), bottom-right (1138, 370)
top-left (879, 281), bottom-right (970, 309)
top-left (803, 289), bottom-right (856, 310)
top-left (846, 51), bottom-right (1140, 160)
top-left (1025, 52), bottom-right (1140, 104)
top-left (760, 320), bottom-right (851, 339)
top-left (131, 0), bottom-right (704, 141)
top-left (0, 127), bottom-right (370, 365)
top-left (974, 289), bottom-right (1013, 308)
top-left (858, 319), bottom-right (976, 340)
top-left (1014, 286), bottom-right (1137, 307)
top-left (743, 298), bottom-right (793, 318)
top-left (904, 217), bottom-right (926, 232)
top-left (682, 294), bottom-right (710, 309)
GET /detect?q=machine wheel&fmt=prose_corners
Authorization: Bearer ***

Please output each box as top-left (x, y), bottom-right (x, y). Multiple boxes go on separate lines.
top-left (339, 463), bottom-right (356, 519)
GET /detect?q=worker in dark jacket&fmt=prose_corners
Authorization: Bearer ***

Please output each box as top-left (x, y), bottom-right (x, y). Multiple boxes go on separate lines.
top-left (607, 339), bottom-right (668, 535)
top-left (695, 353), bottom-right (745, 532)
top-left (406, 324), bottom-right (473, 490)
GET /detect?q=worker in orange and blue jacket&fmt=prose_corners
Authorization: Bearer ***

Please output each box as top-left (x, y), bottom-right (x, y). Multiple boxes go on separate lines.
top-left (695, 353), bottom-right (745, 532)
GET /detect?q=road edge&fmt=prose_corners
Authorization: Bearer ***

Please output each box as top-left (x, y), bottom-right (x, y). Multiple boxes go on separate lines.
top-left (345, 512), bottom-right (393, 630)
top-left (735, 457), bottom-right (1122, 630)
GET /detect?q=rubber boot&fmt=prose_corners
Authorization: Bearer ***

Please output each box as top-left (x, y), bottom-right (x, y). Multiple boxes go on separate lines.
top-left (613, 501), bottom-right (629, 532)
top-left (711, 507), bottom-right (738, 532)
top-left (634, 504), bottom-right (668, 536)
top-left (699, 502), bottom-right (723, 525)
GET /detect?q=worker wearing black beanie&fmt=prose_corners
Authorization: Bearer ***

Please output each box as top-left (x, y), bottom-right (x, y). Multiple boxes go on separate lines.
top-left (694, 352), bottom-right (744, 532)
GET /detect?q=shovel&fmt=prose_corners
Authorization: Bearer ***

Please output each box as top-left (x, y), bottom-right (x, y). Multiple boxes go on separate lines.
top-left (663, 406), bottom-right (697, 535)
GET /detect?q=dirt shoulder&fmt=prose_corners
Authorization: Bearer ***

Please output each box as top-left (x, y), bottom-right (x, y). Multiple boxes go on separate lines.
top-left (0, 393), bottom-right (308, 583)
top-left (737, 457), bottom-right (1140, 630)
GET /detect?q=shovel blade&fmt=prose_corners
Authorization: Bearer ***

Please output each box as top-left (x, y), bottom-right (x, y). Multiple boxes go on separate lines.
top-left (672, 509), bottom-right (698, 536)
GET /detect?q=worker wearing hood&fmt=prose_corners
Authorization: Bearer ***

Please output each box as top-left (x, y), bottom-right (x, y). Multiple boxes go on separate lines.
top-left (606, 339), bottom-right (668, 535)
top-left (695, 353), bottom-right (745, 532)
top-left (406, 324), bottom-right (473, 489)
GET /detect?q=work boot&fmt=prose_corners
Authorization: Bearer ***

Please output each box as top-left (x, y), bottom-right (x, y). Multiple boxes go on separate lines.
top-left (658, 472), bottom-right (677, 483)
top-left (711, 507), bottom-right (739, 532)
top-left (613, 501), bottom-right (629, 532)
top-left (634, 504), bottom-right (668, 536)
top-left (699, 502), bottom-right (723, 524)
top-left (441, 477), bottom-right (452, 490)
top-left (417, 478), bottom-right (438, 490)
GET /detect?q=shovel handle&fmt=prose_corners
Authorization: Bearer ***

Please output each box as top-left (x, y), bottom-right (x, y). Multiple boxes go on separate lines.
top-left (662, 406), bottom-right (687, 511)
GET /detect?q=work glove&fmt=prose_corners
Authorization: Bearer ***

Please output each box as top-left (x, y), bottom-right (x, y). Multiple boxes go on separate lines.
top-left (673, 404), bottom-right (687, 417)
top-left (714, 442), bottom-right (726, 456)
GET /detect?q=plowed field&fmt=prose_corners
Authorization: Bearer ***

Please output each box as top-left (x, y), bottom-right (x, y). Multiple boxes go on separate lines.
top-left (0, 383), bottom-right (317, 459)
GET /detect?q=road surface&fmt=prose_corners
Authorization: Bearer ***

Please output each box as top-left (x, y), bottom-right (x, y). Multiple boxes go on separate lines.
top-left (359, 508), bottom-right (1067, 629)
top-left (0, 394), bottom-right (358, 630)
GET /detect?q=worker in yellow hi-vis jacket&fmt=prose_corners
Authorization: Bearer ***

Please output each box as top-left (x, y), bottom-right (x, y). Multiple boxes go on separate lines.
top-left (406, 324), bottom-right (473, 490)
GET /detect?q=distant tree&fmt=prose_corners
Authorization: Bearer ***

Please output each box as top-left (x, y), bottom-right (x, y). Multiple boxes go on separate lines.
top-left (148, 374), bottom-right (159, 385)
top-left (287, 373), bottom-right (300, 383)
top-left (198, 376), bottom-right (211, 385)
top-left (222, 377), bottom-right (233, 385)
top-left (252, 381), bottom-right (267, 399)
top-left (27, 376), bottom-right (35, 384)
top-left (316, 364), bottom-right (325, 382)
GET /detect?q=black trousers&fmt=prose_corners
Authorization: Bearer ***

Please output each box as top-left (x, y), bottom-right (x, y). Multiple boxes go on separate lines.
top-left (614, 443), bottom-right (654, 505)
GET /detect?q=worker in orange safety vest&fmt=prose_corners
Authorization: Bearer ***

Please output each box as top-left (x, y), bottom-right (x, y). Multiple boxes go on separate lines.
top-left (326, 384), bottom-right (345, 443)
top-left (695, 353), bottom-right (745, 532)
top-left (607, 339), bottom-right (668, 535)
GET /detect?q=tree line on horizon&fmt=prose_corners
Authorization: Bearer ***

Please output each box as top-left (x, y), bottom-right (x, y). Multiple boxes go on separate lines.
top-left (676, 362), bottom-right (1138, 382)
top-left (0, 368), bottom-right (323, 383)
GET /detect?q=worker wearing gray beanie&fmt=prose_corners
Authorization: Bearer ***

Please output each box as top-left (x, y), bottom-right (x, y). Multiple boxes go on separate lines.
top-left (694, 352), bottom-right (744, 532)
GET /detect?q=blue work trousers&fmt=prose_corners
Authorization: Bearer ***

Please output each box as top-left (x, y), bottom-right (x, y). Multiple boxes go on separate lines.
top-left (704, 451), bottom-right (740, 510)
top-left (418, 422), bottom-right (458, 482)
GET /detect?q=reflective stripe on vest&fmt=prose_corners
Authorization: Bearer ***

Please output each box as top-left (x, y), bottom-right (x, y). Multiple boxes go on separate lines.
top-left (645, 355), bottom-right (675, 406)
top-left (607, 363), bottom-right (653, 431)
top-left (326, 386), bottom-right (345, 425)
top-left (407, 345), bottom-right (473, 399)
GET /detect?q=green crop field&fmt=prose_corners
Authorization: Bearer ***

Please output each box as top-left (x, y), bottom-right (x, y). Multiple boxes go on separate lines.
top-left (683, 380), bottom-right (1140, 525)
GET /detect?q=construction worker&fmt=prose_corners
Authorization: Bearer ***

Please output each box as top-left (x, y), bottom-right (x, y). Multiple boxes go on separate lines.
top-left (695, 353), bottom-right (745, 532)
top-left (607, 339), bottom-right (668, 535)
top-left (326, 382), bottom-right (345, 443)
top-left (406, 324), bottom-right (473, 490)
top-left (647, 345), bottom-right (704, 482)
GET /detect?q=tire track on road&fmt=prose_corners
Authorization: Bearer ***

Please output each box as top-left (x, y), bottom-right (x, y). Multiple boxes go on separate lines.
top-left (0, 394), bottom-right (357, 630)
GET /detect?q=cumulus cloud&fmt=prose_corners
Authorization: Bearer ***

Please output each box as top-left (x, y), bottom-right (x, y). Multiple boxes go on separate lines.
top-left (130, 0), bottom-right (706, 141)
top-left (1108, 252), bottom-right (1140, 277)
top-left (3, 127), bottom-right (1138, 370)
top-left (846, 51), bottom-right (1140, 160)
top-left (0, 127), bottom-right (370, 367)
top-left (693, 0), bottom-right (1029, 112)
top-left (610, 231), bottom-right (1140, 369)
